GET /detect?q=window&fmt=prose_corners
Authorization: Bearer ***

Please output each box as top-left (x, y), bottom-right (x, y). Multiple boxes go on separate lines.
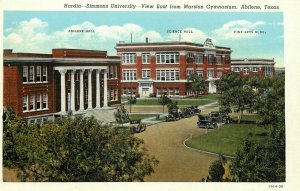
top-left (142, 53), bottom-right (150, 64)
top-left (30, 95), bottom-right (35, 111)
top-left (110, 88), bottom-right (114, 101)
top-left (114, 66), bottom-right (118, 78)
top-left (36, 66), bottom-right (41, 82)
top-left (122, 53), bottom-right (136, 64)
top-left (195, 54), bottom-right (203, 64)
top-left (122, 70), bottom-right (137, 81)
top-left (217, 71), bottom-right (223, 78)
top-left (122, 88), bottom-right (127, 95)
top-left (142, 70), bottom-right (151, 79)
top-left (115, 89), bottom-right (118, 101)
top-left (186, 69), bottom-right (194, 77)
top-left (29, 66), bottom-right (35, 82)
top-left (23, 96), bottom-right (28, 111)
top-left (42, 94), bottom-right (48, 109)
top-left (252, 67), bottom-right (258, 72)
top-left (42, 66), bottom-right (47, 81)
top-left (157, 89), bottom-right (161, 96)
top-left (217, 56), bottom-right (222, 65)
top-left (186, 52), bottom-right (194, 58)
top-left (169, 89), bottom-right (175, 96)
top-left (196, 70), bottom-right (203, 77)
top-left (175, 89), bottom-right (179, 96)
top-left (234, 67), bottom-right (240, 72)
top-left (109, 66), bottom-right (114, 79)
top-left (36, 95), bottom-right (41, 110)
top-left (132, 88), bottom-right (137, 95)
top-left (208, 55), bottom-right (214, 64)
top-left (208, 70), bottom-right (214, 78)
top-left (23, 66), bottom-right (28, 82)
top-left (243, 68), bottom-right (249, 75)
top-left (156, 70), bottom-right (179, 81)
top-left (156, 52), bottom-right (179, 64)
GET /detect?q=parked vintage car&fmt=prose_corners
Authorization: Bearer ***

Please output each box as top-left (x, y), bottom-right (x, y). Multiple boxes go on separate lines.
top-left (166, 110), bottom-right (181, 121)
top-left (181, 108), bottom-right (194, 118)
top-left (129, 123), bottom-right (146, 133)
top-left (190, 106), bottom-right (201, 114)
top-left (197, 115), bottom-right (217, 129)
top-left (209, 111), bottom-right (233, 124)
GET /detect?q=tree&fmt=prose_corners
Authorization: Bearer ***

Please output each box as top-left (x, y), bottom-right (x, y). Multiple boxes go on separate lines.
top-left (219, 86), bottom-right (255, 123)
top-left (231, 74), bottom-right (285, 182)
top-left (187, 74), bottom-right (206, 96)
top-left (167, 100), bottom-right (178, 113)
top-left (114, 105), bottom-right (129, 126)
top-left (127, 95), bottom-right (137, 113)
top-left (158, 93), bottom-right (171, 113)
top-left (204, 155), bottom-right (227, 182)
top-left (216, 72), bottom-right (243, 93)
top-left (3, 116), bottom-right (159, 181)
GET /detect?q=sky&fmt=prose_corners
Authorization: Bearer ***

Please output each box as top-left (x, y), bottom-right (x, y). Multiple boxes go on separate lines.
top-left (3, 11), bottom-right (284, 67)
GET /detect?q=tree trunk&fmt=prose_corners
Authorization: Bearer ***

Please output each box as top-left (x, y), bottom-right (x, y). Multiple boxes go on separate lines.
top-left (130, 103), bottom-right (132, 113)
top-left (238, 110), bottom-right (243, 124)
top-left (163, 105), bottom-right (165, 113)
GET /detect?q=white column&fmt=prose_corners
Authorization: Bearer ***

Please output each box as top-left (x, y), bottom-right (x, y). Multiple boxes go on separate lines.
top-left (88, 69), bottom-right (93, 109)
top-left (79, 70), bottom-right (85, 111)
top-left (103, 69), bottom-right (108, 107)
top-left (70, 70), bottom-right (76, 112)
top-left (59, 69), bottom-right (67, 113)
top-left (96, 70), bottom-right (101, 108)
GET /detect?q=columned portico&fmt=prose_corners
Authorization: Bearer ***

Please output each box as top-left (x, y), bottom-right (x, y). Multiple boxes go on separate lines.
top-left (88, 69), bottom-right (93, 109)
top-left (58, 69), bottom-right (67, 114)
top-left (79, 70), bottom-right (85, 111)
top-left (54, 66), bottom-right (108, 114)
top-left (103, 69), bottom-right (108, 107)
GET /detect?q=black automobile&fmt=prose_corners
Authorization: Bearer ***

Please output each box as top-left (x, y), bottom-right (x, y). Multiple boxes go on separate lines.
top-left (191, 106), bottom-right (201, 114)
top-left (219, 112), bottom-right (233, 124)
top-left (209, 111), bottom-right (232, 124)
top-left (166, 110), bottom-right (181, 121)
top-left (130, 123), bottom-right (146, 133)
top-left (197, 115), bottom-right (217, 129)
top-left (182, 108), bottom-right (194, 118)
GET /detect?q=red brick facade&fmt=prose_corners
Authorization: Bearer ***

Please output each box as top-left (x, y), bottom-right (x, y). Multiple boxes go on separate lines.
top-left (116, 39), bottom-right (232, 97)
top-left (231, 58), bottom-right (276, 78)
top-left (3, 49), bottom-right (121, 121)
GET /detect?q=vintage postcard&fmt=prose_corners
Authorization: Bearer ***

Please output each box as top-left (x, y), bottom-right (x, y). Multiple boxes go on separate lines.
top-left (0, 0), bottom-right (299, 190)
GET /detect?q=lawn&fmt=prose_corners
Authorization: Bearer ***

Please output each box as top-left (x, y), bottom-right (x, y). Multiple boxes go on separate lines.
top-left (186, 115), bottom-right (268, 157)
top-left (135, 99), bottom-right (215, 106)
top-left (128, 114), bottom-right (158, 121)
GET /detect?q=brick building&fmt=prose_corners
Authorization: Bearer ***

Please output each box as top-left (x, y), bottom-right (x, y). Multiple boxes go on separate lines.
top-left (115, 38), bottom-right (232, 97)
top-left (3, 49), bottom-right (120, 123)
top-left (231, 58), bottom-right (275, 77)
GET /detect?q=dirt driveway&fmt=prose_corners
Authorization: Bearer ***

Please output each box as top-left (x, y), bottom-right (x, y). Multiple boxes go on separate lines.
top-left (135, 112), bottom-right (218, 182)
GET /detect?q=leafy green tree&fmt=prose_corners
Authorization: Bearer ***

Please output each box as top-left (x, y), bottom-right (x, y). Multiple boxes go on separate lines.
top-left (158, 93), bottom-right (171, 113)
top-left (4, 116), bottom-right (158, 181)
top-left (205, 155), bottom-right (227, 182)
top-left (216, 72), bottom-right (243, 93)
top-left (219, 86), bottom-right (255, 123)
top-left (167, 100), bottom-right (178, 113)
top-left (187, 74), bottom-right (206, 96)
top-left (127, 95), bottom-right (137, 113)
top-left (231, 74), bottom-right (285, 182)
top-left (114, 105), bottom-right (129, 126)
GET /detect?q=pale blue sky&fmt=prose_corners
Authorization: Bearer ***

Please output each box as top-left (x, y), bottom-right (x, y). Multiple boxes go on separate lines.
top-left (4, 11), bottom-right (284, 66)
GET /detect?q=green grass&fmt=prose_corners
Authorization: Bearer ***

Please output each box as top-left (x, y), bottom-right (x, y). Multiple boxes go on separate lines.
top-left (186, 115), bottom-right (268, 156)
top-left (135, 98), bottom-right (215, 106)
top-left (128, 114), bottom-right (158, 121)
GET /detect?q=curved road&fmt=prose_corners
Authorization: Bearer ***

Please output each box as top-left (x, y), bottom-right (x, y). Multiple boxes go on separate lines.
top-left (135, 112), bottom-right (219, 182)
